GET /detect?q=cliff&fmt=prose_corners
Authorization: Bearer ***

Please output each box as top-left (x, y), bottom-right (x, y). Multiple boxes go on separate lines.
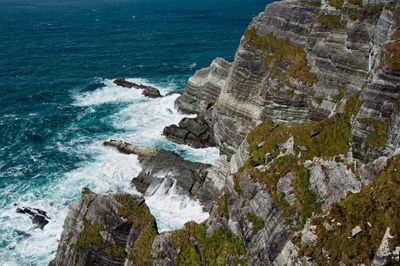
top-left (52, 0), bottom-right (400, 265)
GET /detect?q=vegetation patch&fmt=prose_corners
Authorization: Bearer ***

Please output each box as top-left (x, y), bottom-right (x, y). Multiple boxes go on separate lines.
top-left (244, 28), bottom-right (318, 86)
top-left (242, 94), bottom-right (360, 227)
top-left (302, 155), bottom-right (400, 265)
top-left (328, 0), bottom-right (343, 9)
top-left (300, 0), bottom-right (321, 7)
top-left (348, 0), bottom-right (362, 6)
top-left (383, 7), bottom-right (400, 70)
top-left (247, 212), bottom-right (265, 234)
top-left (114, 194), bottom-right (158, 266)
top-left (217, 194), bottom-right (229, 219)
top-left (318, 15), bottom-right (342, 28)
top-left (357, 118), bottom-right (389, 148)
top-left (171, 222), bottom-right (247, 265)
top-left (76, 219), bottom-right (126, 259)
top-left (333, 85), bottom-right (346, 102)
top-left (292, 165), bottom-right (322, 225)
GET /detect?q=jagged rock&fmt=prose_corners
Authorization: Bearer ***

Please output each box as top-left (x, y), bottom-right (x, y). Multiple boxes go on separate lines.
top-left (276, 172), bottom-right (296, 205)
top-left (299, 145), bottom-right (309, 152)
top-left (351, 225), bottom-right (362, 238)
top-left (16, 207), bottom-right (50, 229)
top-left (301, 219), bottom-right (317, 246)
top-left (225, 172), bottom-right (292, 265)
top-left (163, 113), bottom-right (215, 148)
top-left (309, 131), bottom-right (320, 138)
top-left (372, 228), bottom-right (400, 266)
top-left (273, 241), bottom-right (317, 266)
top-left (151, 233), bottom-right (177, 266)
top-left (113, 78), bottom-right (162, 98)
top-left (175, 58), bottom-right (231, 114)
top-left (50, 189), bottom-right (157, 266)
top-left (308, 158), bottom-right (362, 210)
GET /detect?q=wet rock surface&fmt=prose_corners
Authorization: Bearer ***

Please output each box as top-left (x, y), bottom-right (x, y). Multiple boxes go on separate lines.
top-left (163, 113), bottom-right (215, 148)
top-left (113, 78), bottom-right (162, 98)
top-left (16, 207), bottom-right (50, 229)
top-left (104, 139), bottom-right (219, 211)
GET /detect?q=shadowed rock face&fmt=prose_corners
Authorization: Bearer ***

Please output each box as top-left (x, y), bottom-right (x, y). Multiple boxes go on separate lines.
top-left (163, 113), bottom-right (215, 148)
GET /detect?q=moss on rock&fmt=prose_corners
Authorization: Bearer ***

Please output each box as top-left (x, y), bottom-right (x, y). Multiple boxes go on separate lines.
top-left (113, 194), bottom-right (158, 266)
top-left (244, 28), bottom-right (318, 86)
top-left (247, 212), bottom-right (265, 234)
top-left (171, 222), bottom-right (247, 266)
top-left (302, 155), bottom-right (400, 265)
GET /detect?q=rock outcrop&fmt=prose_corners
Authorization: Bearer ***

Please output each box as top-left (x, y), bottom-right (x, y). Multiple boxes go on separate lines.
top-left (113, 78), bottom-right (162, 98)
top-left (50, 189), bottom-right (158, 266)
top-left (163, 114), bottom-right (215, 148)
top-left (16, 207), bottom-right (50, 229)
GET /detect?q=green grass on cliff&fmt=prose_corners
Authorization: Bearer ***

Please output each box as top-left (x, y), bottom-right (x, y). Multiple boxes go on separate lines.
top-left (217, 194), bottom-right (229, 219)
top-left (384, 7), bottom-right (400, 70)
top-left (247, 93), bottom-right (361, 164)
top-left (318, 14), bottom-right (342, 28)
top-left (244, 28), bottom-right (318, 87)
top-left (246, 212), bottom-right (265, 234)
top-left (302, 155), bottom-right (400, 265)
top-left (76, 219), bottom-right (126, 259)
top-left (241, 94), bottom-right (361, 227)
top-left (171, 222), bottom-right (247, 266)
top-left (113, 194), bottom-right (158, 266)
top-left (357, 118), bottom-right (389, 148)
top-left (328, 0), bottom-right (343, 9)
top-left (347, 0), bottom-right (362, 6)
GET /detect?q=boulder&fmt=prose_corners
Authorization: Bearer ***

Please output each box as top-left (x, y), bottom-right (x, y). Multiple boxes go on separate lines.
top-left (16, 207), bottom-right (50, 229)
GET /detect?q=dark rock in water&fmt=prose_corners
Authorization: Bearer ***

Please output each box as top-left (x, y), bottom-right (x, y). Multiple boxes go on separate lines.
top-left (113, 78), bottom-right (162, 98)
top-left (103, 139), bottom-right (159, 156)
top-left (16, 207), bottom-right (50, 229)
top-left (163, 112), bottom-right (215, 149)
top-left (165, 91), bottom-right (181, 96)
top-left (309, 130), bottom-right (320, 138)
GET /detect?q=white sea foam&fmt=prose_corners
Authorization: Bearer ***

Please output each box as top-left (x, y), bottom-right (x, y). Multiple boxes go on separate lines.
top-left (0, 77), bottom-right (219, 265)
top-left (144, 179), bottom-right (209, 232)
top-left (0, 143), bottom-right (140, 265)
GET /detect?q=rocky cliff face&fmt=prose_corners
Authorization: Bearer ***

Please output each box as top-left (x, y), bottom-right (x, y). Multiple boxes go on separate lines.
top-left (52, 0), bottom-right (400, 265)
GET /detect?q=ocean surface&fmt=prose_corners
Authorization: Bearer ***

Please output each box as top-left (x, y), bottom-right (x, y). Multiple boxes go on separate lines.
top-left (0, 0), bottom-right (271, 264)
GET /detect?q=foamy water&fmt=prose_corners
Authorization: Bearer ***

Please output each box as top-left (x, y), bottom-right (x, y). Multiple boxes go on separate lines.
top-left (0, 78), bottom-right (219, 265)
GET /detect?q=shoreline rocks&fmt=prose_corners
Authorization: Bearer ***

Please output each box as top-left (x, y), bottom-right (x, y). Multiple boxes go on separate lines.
top-left (113, 78), bottom-right (161, 98)
top-left (163, 113), bottom-right (215, 149)
top-left (16, 207), bottom-right (50, 229)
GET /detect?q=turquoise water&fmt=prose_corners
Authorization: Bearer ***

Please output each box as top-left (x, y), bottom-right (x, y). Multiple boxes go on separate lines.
top-left (0, 0), bottom-right (270, 264)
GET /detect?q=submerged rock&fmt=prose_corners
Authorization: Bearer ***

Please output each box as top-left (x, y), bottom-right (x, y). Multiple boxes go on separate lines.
top-left (113, 78), bottom-right (161, 98)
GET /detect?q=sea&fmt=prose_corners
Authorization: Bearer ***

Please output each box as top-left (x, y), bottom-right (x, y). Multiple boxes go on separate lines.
top-left (0, 0), bottom-right (270, 264)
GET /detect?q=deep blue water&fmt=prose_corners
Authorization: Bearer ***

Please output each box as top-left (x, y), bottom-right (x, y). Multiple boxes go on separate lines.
top-left (0, 0), bottom-right (270, 264)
